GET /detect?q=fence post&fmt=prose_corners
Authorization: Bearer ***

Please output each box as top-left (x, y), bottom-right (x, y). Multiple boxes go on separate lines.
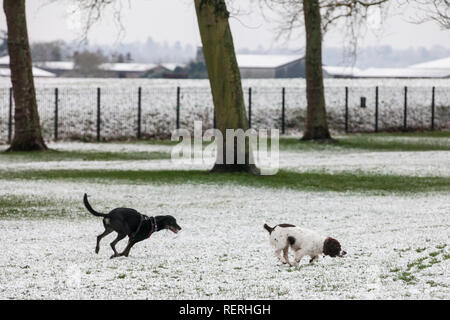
top-left (248, 87), bottom-right (252, 128)
top-left (176, 86), bottom-right (180, 130)
top-left (54, 88), bottom-right (59, 141)
top-left (431, 86), bottom-right (435, 131)
top-left (213, 110), bottom-right (216, 129)
top-left (8, 87), bottom-right (12, 143)
top-left (375, 86), bottom-right (379, 133)
top-left (281, 87), bottom-right (285, 134)
top-left (403, 86), bottom-right (408, 131)
top-left (97, 87), bottom-right (101, 142)
top-left (137, 87), bottom-right (142, 139)
top-left (345, 87), bottom-right (349, 133)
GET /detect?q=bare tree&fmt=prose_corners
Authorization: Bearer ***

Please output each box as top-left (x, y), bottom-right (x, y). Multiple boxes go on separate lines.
top-left (75, 0), bottom-right (258, 173)
top-left (4, 0), bottom-right (47, 151)
top-left (61, 0), bottom-right (127, 42)
top-left (261, 0), bottom-right (390, 140)
top-left (403, 0), bottom-right (450, 30)
top-left (71, 49), bottom-right (108, 77)
top-left (194, 0), bottom-right (258, 173)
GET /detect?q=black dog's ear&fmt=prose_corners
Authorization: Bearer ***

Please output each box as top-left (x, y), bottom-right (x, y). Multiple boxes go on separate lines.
top-left (323, 237), bottom-right (341, 257)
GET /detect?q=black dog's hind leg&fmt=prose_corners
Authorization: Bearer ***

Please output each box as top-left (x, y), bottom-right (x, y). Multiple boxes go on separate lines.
top-left (96, 227), bottom-right (113, 254)
top-left (110, 233), bottom-right (127, 259)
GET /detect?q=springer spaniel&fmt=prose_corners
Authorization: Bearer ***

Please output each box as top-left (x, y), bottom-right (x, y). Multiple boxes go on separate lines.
top-left (264, 223), bottom-right (346, 266)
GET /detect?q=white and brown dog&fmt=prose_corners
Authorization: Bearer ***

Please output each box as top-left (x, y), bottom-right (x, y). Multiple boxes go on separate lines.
top-left (264, 223), bottom-right (346, 266)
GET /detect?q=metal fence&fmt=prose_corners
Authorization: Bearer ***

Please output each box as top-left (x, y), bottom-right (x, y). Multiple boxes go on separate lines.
top-left (0, 85), bottom-right (449, 143)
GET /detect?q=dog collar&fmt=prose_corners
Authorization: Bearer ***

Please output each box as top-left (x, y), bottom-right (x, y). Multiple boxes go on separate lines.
top-left (152, 216), bottom-right (158, 232)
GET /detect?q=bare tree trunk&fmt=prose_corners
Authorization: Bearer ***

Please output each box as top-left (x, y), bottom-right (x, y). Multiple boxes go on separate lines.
top-left (4, 0), bottom-right (47, 151)
top-left (301, 0), bottom-right (331, 141)
top-left (194, 0), bottom-right (259, 174)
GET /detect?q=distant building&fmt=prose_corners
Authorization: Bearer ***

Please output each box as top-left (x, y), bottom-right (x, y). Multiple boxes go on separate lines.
top-left (354, 67), bottom-right (449, 78)
top-left (324, 56), bottom-right (450, 79)
top-left (237, 54), bottom-right (305, 78)
top-left (33, 60), bottom-right (186, 78)
top-left (195, 47), bottom-right (305, 78)
top-left (408, 56), bottom-right (450, 78)
top-left (322, 66), bottom-right (359, 78)
top-left (34, 61), bottom-right (74, 77)
top-left (98, 62), bottom-right (157, 78)
top-left (0, 56), bottom-right (55, 77)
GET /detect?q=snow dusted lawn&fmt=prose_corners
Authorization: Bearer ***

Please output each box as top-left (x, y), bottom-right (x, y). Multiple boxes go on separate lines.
top-left (1, 139), bottom-right (449, 177)
top-left (0, 137), bottom-right (449, 299)
top-left (0, 180), bottom-right (448, 299)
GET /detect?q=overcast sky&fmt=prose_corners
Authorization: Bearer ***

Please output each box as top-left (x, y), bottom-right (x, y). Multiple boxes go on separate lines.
top-left (1, 0), bottom-right (449, 51)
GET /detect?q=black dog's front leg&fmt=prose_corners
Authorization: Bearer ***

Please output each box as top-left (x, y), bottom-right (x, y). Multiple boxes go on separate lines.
top-left (110, 233), bottom-right (127, 259)
top-left (119, 236), bottom-right (145, 257)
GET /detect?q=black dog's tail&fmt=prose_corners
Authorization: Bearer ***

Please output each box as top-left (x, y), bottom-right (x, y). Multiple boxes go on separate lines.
top-left (263, 223), bottom-right (274, 234)
top-left (83, 193), bottom-right (106, 217)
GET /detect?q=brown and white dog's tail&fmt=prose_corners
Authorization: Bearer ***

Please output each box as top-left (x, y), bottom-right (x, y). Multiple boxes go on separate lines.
top-left (263, 223), bottom-right (274, 234)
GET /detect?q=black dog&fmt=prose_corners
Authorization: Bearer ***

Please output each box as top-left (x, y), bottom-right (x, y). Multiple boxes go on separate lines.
top-left (83, 193), bottom-right (181, 258)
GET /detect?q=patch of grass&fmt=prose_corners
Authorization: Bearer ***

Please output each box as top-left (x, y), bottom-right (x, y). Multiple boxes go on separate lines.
top-left (426, 280), bottom-right (448, 288)
top-left (1, 169), bottom-right (448, 194)
top-left (396, 271), bottom-right (417, 284)
top-left (394, 247), bottom-right (412, 253)
top-left (0, 149), bottom-right (171, 162)
top-left (406, 257), bottom-right (428, 271)
top-left (415, 247), bottom-right (427, 253)
top-left (429, 251), bottom-right (440, 257)
top-left (0, 194), bottom-right (76, 219)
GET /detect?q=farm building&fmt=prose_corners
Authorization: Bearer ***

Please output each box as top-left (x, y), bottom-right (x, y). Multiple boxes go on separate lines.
top-left (236, 54), bottom-right (305, 78)
top-left (322, 66), bottom-right (359, 78)
top-left (33, 60), bottom-right (185, 78)
top-left (0, 55), bottom-right (56, 77)
top-left (324, 56), bottom-right (450, 79)
top-left (98, 62), bottom-right (157, 78)
top-left (408, 56), bottom-right (450, 78)
top-left (33, 61), bottom-right (74, 77)
top-left (194, 48), bottom-right (305, 78)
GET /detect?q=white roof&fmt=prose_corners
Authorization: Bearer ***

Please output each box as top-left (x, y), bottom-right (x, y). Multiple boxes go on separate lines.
top-left (0, 55), bottom-right (10, 64)
top-left (0, 66), bottom-right (56, 77)
top-left (323, 66), bottom-right (360, 77)
top-left (409, 56), bottom-right (450, 69)
top-left (160, 63), bottom-right (184, 71)
top-left (236, 54), bottom-right (303, 69)
top-left (99, 63), bottom-right (157, 72)
top-left (34, 61), bottom-right (74, 70)
top-left (354, 67), bottom-right (450, 78)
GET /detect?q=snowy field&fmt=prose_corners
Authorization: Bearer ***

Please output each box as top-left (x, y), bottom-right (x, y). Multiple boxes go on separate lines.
top-left (1, 139), bottom-right (450, 177)
top-left (0, 135), bottom-right (449, 300)
top-left (0, 78), bottom-right (449, 142)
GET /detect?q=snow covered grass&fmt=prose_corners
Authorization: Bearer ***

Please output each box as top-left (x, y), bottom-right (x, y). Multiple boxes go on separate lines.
top-left (0, 181), bottom-right (448, 299)
top-left (1, 133), bottom-right (449, 177)
top-left (0, 134), bottom-right (448, 299)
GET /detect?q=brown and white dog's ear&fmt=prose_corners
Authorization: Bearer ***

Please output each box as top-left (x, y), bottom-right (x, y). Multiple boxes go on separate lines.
top-left (323, 237), bottom-right (341, 257)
